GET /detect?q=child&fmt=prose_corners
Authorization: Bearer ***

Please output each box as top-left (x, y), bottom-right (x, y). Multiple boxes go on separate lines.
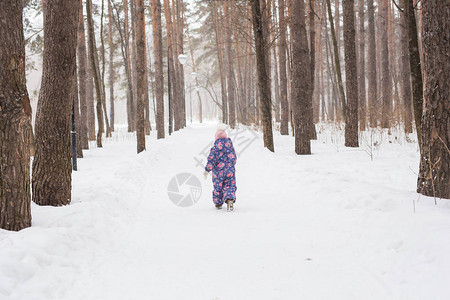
top-left (204, 125), bottom-right (237, 211)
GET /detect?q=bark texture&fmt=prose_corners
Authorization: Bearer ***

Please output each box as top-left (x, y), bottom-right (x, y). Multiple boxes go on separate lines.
top-left (0, 0), bottom-right (32, 230)
top-left (136, 0), bottom-right (146, 153)
top-left (380, 0), bottom-right (390, 128)
top-left (399, 1), bottom-right (413, 134)
top-left (108, 0), bottom-right (115, 132)
top-left (403, 0), bottom-right (423, 145)
top-left (367, 0), bottom-right (377, 127)
top-left (250, 0), bottom-right (274, 152)
top-left (417, 0), bottom-right (449, 199)
top-left (151, 0), bottom-right (165, 139)
top-left (358, 0), bottom-right (366, 130)
top-left (86, 0), bottom-right (104, 148)
top-left (343, 0), bottom-right (359, 147)
top-left (77, 0), bottom-right (89, 149)
top-left (278, 0), bottom-right (289, 135)
top-left (291, 0), bottom-right (312, 154)
top-left (32, 0), bottom-right (80, 206)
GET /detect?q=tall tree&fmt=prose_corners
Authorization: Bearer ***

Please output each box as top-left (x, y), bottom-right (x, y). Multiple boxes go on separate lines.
top-left (124, 0), bottom-right (135, 132)
top-left (357, 0), bottom-right (366, 130)
top-left (278, 0), bottom-right (289, 135)
top-left (291, 0), bottom-right (312, 154)
top-left (224, 2), bottom-right (236, 128)
top-left (309, 0), bottom-right (317, 140)
top-left (32, 0), bottom-right (80, 206)
top-left (86, 0), bottom-right (105, 147)
top-left (136, 0), bottom-right (146, 153)
top-left (108, 0), bottom-right (115, 132)
top-left (250, 0), bottom-right (274, 152)
top-left (212, 2), bottom-right (228, 124)
top-left (326, 0), bottom-right (346, 124)
top-left (402, 0), bottom-right (423, 145)
top-left (343, 0), bottom-right (359, 147)
top-left (151, 0), bottom-right (165, 139)
top-left (77, 0), bottom-right (89, 149)
top-left (417, 0), bottom-right (449, 199)
top-left (380, 0), bottom-right (390, 128)
top-left (367, 0), bottom-right (377, 127)
top-left (399, 0), bottom-right (413, 134)
top-left (0, 0), bottom-right (33, 230)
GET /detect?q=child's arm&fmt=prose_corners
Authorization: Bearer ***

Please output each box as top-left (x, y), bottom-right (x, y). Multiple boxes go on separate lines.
top-left (205, 146), bottom-right (216, 172)
top-left (230, 140), bottom-right (237, 165)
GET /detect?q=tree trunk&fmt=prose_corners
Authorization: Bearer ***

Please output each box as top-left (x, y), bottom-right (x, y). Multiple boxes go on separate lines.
top-left (77, 0), bottom-right (89, 149)
top-left (326, 0), bottom-right (346, 121)
top-left (187, 29), bottom-right (203, 123)
top-left (108, 0), bottom-right (115, 132)
top-left (417, 0), bottom-right (449, 200)
top-left (32, 0), bottom-right (80, 206)
top-left (224, 2), bottom-right (236, 128)
top-left (86, 0), bottom-right (104, 148)
top-left (124, 0), bottom-right (135, 132)
top-left (250, 0), bottom-right (274, 152)
top-left (212, 2), bottom-right (228, 124)
top-left (291, 0), bottom-right (312, 154)
top-left (402, 0), bottom-right (423, 146)
top-left (358, 0), bottom-right (366, 130)
top-left (343, 0), bottom-right (359, 147)
top-left (0, 0), bottom-right (32, 230)
top-left (136, 0), bottom-right (146, 153)
top-left (73, 69), bottom-right (83, 158)
top-left (151, 0), bottom-right (165, 138)
top-left (86, 40), bottom-right (96, 141)
top-left (163, 0), bottom-right (180, 132)
top-left (367, 0), bottom-right (377, 127)
top-left (99, 0), bottom-right (111, 138)
top-left (309, 0), bottom-right (317, 140)
top-left (399, 0), bottom-right (413, 134)
top-left (130, 0), bottom-right (138, 131)
top-left (380, 0), bottom-right (390, 128)
top-left (278, 0), bottom-right (289, 135)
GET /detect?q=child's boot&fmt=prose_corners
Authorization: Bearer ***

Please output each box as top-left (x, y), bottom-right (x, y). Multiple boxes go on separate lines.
top-left (226, 199), bottom-right (234, 211)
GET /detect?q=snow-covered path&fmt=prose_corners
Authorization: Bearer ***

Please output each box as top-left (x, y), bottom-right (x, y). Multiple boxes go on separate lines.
top-left (1, 123), bottom-right (449, 300)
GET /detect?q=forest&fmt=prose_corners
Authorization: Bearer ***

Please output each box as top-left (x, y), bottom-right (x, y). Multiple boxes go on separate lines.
top-left (0, 0), bottom-right (449, 299)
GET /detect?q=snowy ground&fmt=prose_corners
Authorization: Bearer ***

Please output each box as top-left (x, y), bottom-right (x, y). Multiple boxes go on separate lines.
top-left (1, 122), bottom-right (449, 300)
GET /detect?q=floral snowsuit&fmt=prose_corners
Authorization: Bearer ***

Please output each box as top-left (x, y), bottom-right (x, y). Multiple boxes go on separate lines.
top-left (205, 138), bottom-right (237, 205)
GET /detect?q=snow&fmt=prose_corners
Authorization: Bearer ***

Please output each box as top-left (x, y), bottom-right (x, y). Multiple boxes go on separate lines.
top-left (1, 122), bottom-right (449, 300)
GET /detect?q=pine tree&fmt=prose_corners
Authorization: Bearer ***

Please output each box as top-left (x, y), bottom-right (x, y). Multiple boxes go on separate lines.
top-left (32, 0), bottom-right (80, 206)
top-left (0, 0), bottom-right (33, 230)
top-left (417, 0), bottom-right (449, 199)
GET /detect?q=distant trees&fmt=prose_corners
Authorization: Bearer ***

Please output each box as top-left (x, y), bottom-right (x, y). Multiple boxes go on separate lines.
top-left (32, 0), bottom-right (80, 206)
top-left (417, 0), bottom-right (449, 200)
top-left (0, 0), bottom-right (33, 230)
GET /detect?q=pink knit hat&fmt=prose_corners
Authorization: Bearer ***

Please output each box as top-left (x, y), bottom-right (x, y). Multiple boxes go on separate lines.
top-left (215, 123), bottom-right (228, 140)
top-left (215, 130), bottom-right (228, 140)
